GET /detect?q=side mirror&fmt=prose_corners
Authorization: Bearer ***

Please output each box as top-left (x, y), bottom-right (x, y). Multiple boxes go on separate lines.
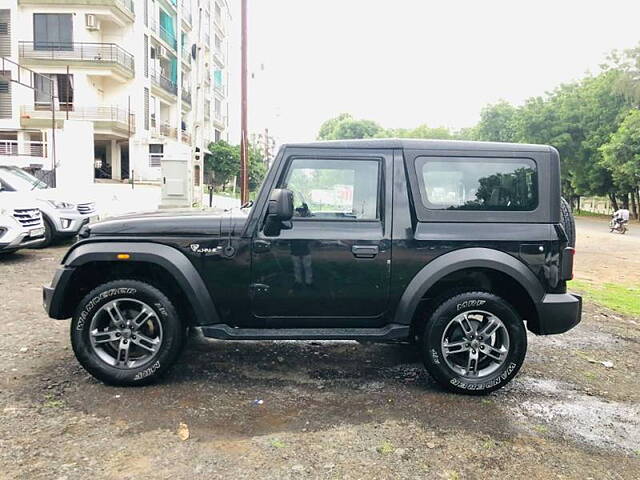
top-left (264, 188), bottom-right (293, 236)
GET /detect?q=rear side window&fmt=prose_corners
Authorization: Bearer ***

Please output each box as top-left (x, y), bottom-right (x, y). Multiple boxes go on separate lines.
top-left (416, 157), bottom-right (538, 211)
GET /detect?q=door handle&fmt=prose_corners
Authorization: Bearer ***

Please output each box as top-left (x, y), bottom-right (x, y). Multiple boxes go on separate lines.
top-left (253, 239), bottom-right (271, 253)
top-left (352, 245), bottom-right (379, 258)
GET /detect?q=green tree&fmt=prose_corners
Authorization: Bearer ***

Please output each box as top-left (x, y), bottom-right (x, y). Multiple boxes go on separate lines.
top-left (474, 101), bottom-right (520, 143)
top-left (317, 113), bottom-right (383, 140)
top-left (205, 140), bottom-right (239, 190)
top-left (382, 124), bottom-right (453, 139)
top-left (601, 108), bottom-right (640, 216)
top-left (205, 140), bottom-right (268, 193)
top-left (248, 144), bottom-right (268, 192)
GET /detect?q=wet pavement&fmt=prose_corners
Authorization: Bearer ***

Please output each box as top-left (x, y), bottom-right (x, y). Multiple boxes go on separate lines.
top-left (1, 243), bottom-right (639, 479)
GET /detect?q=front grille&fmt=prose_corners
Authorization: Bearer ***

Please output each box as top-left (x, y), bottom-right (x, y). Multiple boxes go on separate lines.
top-left (77, 203), bottom-right (96, 215)
top-left (13, 208), bottom-right (43, 228)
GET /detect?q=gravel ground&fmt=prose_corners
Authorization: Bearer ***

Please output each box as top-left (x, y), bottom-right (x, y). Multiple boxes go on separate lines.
top-left (1, 230), bottom-right (639, 479)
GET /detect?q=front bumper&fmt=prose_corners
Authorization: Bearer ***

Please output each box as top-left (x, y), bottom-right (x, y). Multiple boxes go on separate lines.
top-left (534, 292), bottom-right (582, 335)
top-left (52, 212), bottom-right (99, 237)
top-left (0, 228), bottom-right (45, 252)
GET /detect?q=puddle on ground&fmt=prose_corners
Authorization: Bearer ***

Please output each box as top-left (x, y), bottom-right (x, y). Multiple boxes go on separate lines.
top-left (507, 377), bottom-right (640, 453)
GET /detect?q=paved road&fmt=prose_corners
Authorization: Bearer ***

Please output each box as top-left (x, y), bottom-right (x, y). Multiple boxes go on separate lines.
top-left (576, 215), bottom-right (639, 238)
top-left (0, 236), bottom-right (638, 478)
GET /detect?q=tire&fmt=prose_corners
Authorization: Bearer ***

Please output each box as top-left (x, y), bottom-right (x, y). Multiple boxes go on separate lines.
top-left (560, 197), bottom-right (576, 247)
top-left (421, 291), bottom-right (527, 395)
top-left (31, 216), bottom-right (54, 249)
top-left (71, 280), bottom-right (186, 386)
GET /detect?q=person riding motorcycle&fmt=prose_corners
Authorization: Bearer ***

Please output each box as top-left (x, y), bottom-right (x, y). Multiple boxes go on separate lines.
top-left (613, 208), bottom-right (630, 226)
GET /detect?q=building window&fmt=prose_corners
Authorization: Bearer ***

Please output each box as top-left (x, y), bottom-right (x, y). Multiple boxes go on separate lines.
top-left (144, 35), bottom-right (149, 78)
top-left (34, 74), bottom-right (73, 111)
top-left (0, 71), bottom-right (10, 119)
top-left (150, 95), bottom-right (157, 128)
top-left (194, 164), bottom-right (200, 186)
top-left (214, 129), bottom-right (221, 142)
top-left (0, 9), bottom-right (10, 57)
top-left (149, 144), bottom-right (163, 167)
top-left (33, 14), bottom-right (73, 50)
top-left (144, 87), bottom-right (150, 131)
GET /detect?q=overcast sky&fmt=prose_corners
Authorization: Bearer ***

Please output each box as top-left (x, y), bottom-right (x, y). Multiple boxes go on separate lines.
top-left (227, 0), bottom-right (640, 144)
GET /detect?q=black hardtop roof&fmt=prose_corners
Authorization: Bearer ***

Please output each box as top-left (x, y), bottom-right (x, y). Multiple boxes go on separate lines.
top-left (284, 138), bottom-right (552, 153)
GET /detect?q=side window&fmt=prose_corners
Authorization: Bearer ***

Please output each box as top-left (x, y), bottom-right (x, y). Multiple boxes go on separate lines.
top-left (282, 158), bottom-right (380, 220)
top-left (417, 156), bottom-right (538, 211)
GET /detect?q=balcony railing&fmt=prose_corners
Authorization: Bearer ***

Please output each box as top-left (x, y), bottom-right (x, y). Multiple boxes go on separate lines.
top-left (159, 25), bottom-right (177, 50)
top-left (0, 140), bottom-right (48, 159)
top-left (181, 47), bottom-right (191, 65)
top-left (213, 47), bottom-right (225, 65)
top-left (21, 105), bottom-right (135, 133)
top-left (182, 89), bottom-right (192, 105)
top-left (214, 84), bottom-right (225, 96)
top-left (151, 70), bottom-right (178, 96)
top-left (19, 41), bottom-right (134, 75)
top-left (160, 122), bottom-right (177, 138)
top-left (182, 4), bottom-right (192, 26)
top-left (116, 0), bottom-right (135, 14)
top-left (181, 130), bottom-right (191, 144)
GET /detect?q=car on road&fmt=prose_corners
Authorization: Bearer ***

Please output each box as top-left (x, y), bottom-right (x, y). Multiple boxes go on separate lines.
top-left (0, 189), bottom-right (46, 253)
top-left (0, 166), bottom-right (99, 247)
top-left (43, 139), bottom-right (581, 394)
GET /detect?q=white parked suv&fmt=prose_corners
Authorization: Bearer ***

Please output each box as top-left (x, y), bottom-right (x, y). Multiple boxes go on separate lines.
top-left (0, 166), bottom-right (99, 247)
top-left (0, 190), bottom-right (46, 253)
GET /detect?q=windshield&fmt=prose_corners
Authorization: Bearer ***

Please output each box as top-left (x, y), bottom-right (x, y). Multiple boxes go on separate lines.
top-left (0, 167), bottom-right (48, 191)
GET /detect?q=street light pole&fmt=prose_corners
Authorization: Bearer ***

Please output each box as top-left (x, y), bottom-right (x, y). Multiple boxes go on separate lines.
top-left (239, 0), bottom-right (249, 204)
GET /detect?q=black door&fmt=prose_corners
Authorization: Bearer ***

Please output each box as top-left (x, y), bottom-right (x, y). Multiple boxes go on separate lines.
top-left (250, 149), bottom-right (393, 327)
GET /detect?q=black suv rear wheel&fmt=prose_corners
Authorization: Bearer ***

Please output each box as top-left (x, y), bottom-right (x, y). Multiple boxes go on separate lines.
top-left (71, 280), bottom-right (186, 386)
top-left (421, 291), bottom-right (527, 394)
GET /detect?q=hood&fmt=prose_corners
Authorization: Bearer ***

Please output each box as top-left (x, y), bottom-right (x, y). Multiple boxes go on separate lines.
top-left (32, 188), bottom-right (94, 205)
top-left (87, 209), bottom-right (250, 236)
top-left (0, 191), bottom-right (42, 211)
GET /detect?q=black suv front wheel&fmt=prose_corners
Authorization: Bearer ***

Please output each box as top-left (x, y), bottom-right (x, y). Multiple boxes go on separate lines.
top-left (422, 291), bottom-right (527, 394)
top-left (71, 280), bottom-right (186, 386)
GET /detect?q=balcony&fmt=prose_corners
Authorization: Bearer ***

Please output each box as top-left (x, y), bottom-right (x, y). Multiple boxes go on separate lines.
top-left (181, 47), bottom-right (192, 68)
top-left (213, 48), bottom-right (225, 66)
top-left (19, 41), bottom-right (134, 82)
top-left (159, 122), bottom-right (177, 139)
top-left (20, 106), bottom-right (135, 137)
top-left (181, 130), bottom-right (191, 144)
top-left (17, 0), bottom-right (134, 25)
top-left (150, 18), bottom-right (178, 51)
top-left (214, 84), bottom-right (225, 98)
top-left (0, 140), bottom-right (48, 168)
top-left (181, 3), bottom-right (193, 29)
top-left (151, 70), bottom-right (178, 102)
top-left (213, 113), bottom-right (225, 129)
top-left (181, 89), bottom-right (192, 109)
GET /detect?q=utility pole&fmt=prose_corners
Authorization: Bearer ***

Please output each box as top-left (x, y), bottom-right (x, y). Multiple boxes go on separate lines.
top-left (239, 0), bottom-right (249, 204)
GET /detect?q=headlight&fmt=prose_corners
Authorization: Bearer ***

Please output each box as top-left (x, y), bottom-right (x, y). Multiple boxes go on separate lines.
top-left (46, 200), bottom-right (76, 209)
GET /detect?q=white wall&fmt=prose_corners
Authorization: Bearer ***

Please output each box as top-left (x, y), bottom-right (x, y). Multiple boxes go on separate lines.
top-left (54, 120), bottom-right (94, 188)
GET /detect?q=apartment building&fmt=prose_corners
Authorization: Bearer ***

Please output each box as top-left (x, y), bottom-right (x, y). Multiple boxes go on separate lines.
top-left (0, 0), bottom-right (230, 200)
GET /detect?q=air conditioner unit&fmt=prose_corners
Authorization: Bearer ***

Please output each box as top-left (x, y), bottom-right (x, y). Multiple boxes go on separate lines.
top-left (159, 46), bottom-right (168, 58)
top-left (85, 14), bottom-right (100, 31)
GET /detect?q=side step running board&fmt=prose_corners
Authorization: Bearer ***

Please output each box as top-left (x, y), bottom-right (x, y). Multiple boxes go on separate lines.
top-left (194, 323), bottom-right (410, 341)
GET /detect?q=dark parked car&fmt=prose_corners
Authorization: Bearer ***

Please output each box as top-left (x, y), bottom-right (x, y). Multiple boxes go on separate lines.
top-left (43, 139), bottom-right (580, 394)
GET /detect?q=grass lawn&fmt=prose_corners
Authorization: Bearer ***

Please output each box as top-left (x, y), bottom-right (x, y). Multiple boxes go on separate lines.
top-left (570, 279), bottom-right (640, 317)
